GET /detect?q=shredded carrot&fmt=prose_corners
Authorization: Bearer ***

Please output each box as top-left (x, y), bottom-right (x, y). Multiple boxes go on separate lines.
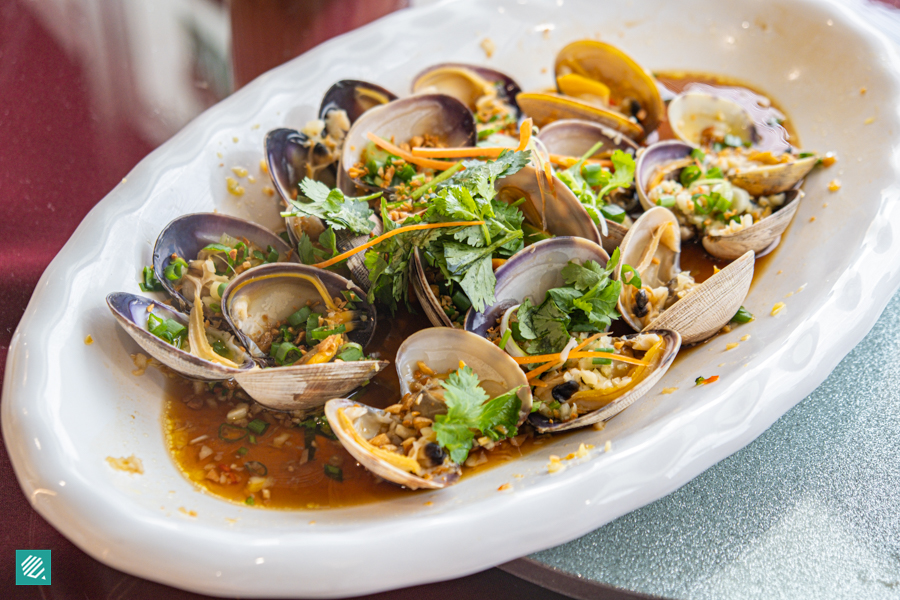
top-left (491, 258), bottom-right (507, 270)
top-left (573, 332), bottom-right (606, 354)
top-left (410, 118), bottom-right (534, 159)
top-left (312, 220), bottom-right (485, 269)
top-left (411, 146), bottom-right (506, 159)
top-left (366, 133), bottom-right (459, 171)
top-left (543, 161), bottom-right (554, 183)
top-left (526, 361), bottom-right (560, 381)
top-left (549, 154), bottom-right (613, 169)
top-left (530, 378), bottom-right (548, 387)
top-left (515, 351), bottom-right (647, 367)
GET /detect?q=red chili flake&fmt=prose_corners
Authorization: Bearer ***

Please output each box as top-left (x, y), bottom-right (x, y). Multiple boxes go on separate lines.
top-left (695, 375), bottom-right (720, 386)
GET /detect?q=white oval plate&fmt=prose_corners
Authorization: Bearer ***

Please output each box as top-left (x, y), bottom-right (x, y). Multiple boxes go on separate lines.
top-left (5, 0), bottom-right (900, 597)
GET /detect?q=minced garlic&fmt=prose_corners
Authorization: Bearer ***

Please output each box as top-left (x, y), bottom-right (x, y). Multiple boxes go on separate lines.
top-left (547, 455), bottom-right (565, 474)
top-left (84, 334), bottom-right (94, 345)
top-left (604, 440), bottom-right (612, 453)
top-left (741, 334), bottom-right (751, 342)
top-left (828, 179), bottom-right (841, 192)
top-left (481, 37), bottom-right (496, 58)
top-left (497, 483), bottom-right (512, 492)
top-left (771, 302), bottom-right (786, 316)
top-left (259, 158), bottom-right (268, 174)
top-left (231, 166), bottom-right (248, 178)
top-left (262, 185), bottom-right (275, 197)
top-left (726, 343), bottom-right (739, 351)
top-left (661, 387), bottom-right (678, 394)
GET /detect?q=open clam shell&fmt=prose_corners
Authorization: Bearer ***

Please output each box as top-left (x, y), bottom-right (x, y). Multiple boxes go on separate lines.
top-left (411, 166), bottom-right (603, 328)
top-left (152, 212), bottom-right (296, 312)
top-left (221, 263), bottom-right (387, 411)
top-left (635, 140), bottom-right (806, 259)
top-left (325, 328), bottom-right (532, 490)
top-left (106, 292), bottom-right (255, 381)
top-left (615, 207), bottom-right (754, 344)
top-left (554, 40), bottom-right (665, 139)
top-left (319, 79), bottom-right (397, 124)
top-left (411, 63), bottom-right (522, 116)
top-left (265, 127), bottom-right (382, 290)
top-left (465, 236), bottom-right (609, 337)
top-left (537, 119), bottom-right (638, 245)
top-left (667, 92), bottom-right (757, 148)
top-left (528, 329), bottom-right (681, 433)
top-left (702, 189), bottom-right (800, 259)
top-left (339, 93), bottom-right (476, 194)
top-left (537, 118), bottom-right (639, 157)
top-left (517, 92), bottom-right (644, 141)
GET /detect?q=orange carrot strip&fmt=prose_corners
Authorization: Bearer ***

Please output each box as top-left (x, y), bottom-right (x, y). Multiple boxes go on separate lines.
top-left (366, 133), bottom-right (459, 171)
top-left (526, 361), bottom-right (559, 381)
top-left (411, 146), bottom-right (506, 159)
top-left (530, 378), bottom-right (548, 387)
top-left (573, 332), bottom-right (606, 354)
top-left (312, 220), bottom-right (485, 269)
top-left (410, 117), bottom-right (534, 160)
top-left (516, 118), bottom-right (533, 151)
top-left (491, 258), bottom-right (507, 271)
top-left (549, 154), bottom-right (614, 169)
top-left (514, 351), bottom-right (647, 367)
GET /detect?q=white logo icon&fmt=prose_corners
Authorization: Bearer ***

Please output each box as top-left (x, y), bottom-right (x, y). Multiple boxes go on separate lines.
top-left (21, 555), bottom-right (46, 580)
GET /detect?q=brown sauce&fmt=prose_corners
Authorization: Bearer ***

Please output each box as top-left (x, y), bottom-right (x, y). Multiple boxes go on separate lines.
top-left (163, 72), bottom-right (798, 509)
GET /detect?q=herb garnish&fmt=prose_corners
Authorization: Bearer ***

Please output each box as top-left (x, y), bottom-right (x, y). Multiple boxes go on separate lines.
top-left (557, 146), bottom-right (636, 229)
top-left (432, 366), bottom-right (523, 464)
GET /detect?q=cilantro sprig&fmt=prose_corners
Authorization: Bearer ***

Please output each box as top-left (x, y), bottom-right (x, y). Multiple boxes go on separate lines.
top-left (365, 150), bottom-right (531, 314)
top-left (432, 365), bottom-right (523, 464)
top-left (557, 146), bottom-right (635, 228)
top-left (512, 249), bottom-right (624, 355)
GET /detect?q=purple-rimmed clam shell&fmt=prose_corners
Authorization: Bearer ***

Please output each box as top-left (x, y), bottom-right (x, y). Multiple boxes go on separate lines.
top-left (635, 140), bottom-right (694, 211)
top-left (106, 292), bottom-right (254, 381)
top-left (464, 236), bottom-right (609, 336)
top-left (527, 329), bottom-right (681, 433)
top-left (411, 63), bottom-right (522, 116)
top-left (340, 93), bottom-right (476, 194)
top-left (319, 79), bottom-right (397, 124)
top-left (220, 263), bottom-right (387, 412)
top-left (538, 119), bottom-right (639, 157)
top-left (265, 128), bottom-right (339, 202)
top-left (152, 212), bottom-right (296, 312)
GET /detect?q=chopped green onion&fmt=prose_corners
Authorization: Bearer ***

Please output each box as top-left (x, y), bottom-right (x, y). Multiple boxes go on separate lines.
top-left (265, 245), bottom-right (279, 263)
top-left (270, 341), bottom-right (302, 366)
top-left (211, 339), bottom-right (231, 359)
top-left (798, 151), bottom-right (816, 158)
top-left (287, 306), bottom-right (312, 328)
top-left (217, 283), bottom-right (227, 298)
top-left (139, 266), bottom-right (164, 292)
top-left (690, 148), bottom-right (706, 162)
top-left (731, 306), bottom-right (754, 323)
top-left (680, 165), bottom-right (702, 187)
top-left (244, 461), bottom-right (268, 476)
top-left (600, 204), bottom-right (626, 224)
top-left (245, 496), bottom-right (255, 506)
top-left (706, 166), bottom-right (724, 179)
top-left (163, 257), bottom-right (189, 281)
top-left (336, 342), bottom-right (364, 362)
top-left (323, 464), bottom-right (343, 482)
top-left (209, 303), bottom-right (221, 313)
top-left (723, 134), bottom-right (744, 148)
top-left (309, 324), bottom-right (346, 341)
top-left (499, 329), bottom-right (512, 351)
top-left (656, 195), bottom-right (676, 208)
top-left (218, 423), bottom-right (247, 442)
top-left (236, 447), bottom-right (248, 457)
top-left (247, 419), bottom-right (269, 436)
top-left (248, 434), bottom-right (257, 444)
top-left (451, 290), bottom-right (472, 313)
top-left (592, 347), bottom-right (615, 365)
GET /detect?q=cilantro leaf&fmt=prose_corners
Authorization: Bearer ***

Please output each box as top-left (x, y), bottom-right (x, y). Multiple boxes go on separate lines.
top-left (561, 259), bottom-right (610, 291)
top-left (597, 149), bottom-right (635, 199)
top-left (282, 178), bottom-right (377, 235)
top-left (432, 366), bottom-right (522, 464)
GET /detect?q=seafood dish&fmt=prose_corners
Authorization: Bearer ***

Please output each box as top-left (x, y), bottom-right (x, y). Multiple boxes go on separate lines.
top-left (108, 39), bottom-right (834, 507)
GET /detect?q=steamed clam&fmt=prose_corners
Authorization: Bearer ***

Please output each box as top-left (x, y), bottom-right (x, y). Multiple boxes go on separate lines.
top-left (412, 63), bottom-right (521, 142)
top-left (517, 40), bottom-right (663, 141)
top-left (465, 236), bottom-right (680, 432)
top-left (340, 93), bottom-right (476, 194)
top-left (152, 212), bottom-right (296, 313)
top-left (636, 140), bottom-right (810, 260)
top-left (411, 164), bottom-right (603, 328)
top-left (107, 292), bottom-right (255, 381)
top-left (614, 207), bottom-right (753, 344)
top-left (221, 263), bottom-right (388, 411)
top-left (325, 328), bottom-right (532, 489)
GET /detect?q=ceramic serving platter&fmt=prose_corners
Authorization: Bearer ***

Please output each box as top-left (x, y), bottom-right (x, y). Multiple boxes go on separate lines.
top-left (4, 0), bottom-right (900, 597)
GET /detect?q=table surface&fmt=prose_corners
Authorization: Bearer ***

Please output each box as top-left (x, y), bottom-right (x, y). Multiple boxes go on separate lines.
top-left (1, 1), bottom-right (898, 598)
